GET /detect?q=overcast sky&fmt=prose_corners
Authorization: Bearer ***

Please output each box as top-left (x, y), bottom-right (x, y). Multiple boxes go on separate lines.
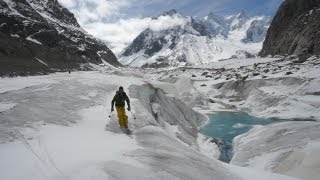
top-left (58, 0), bottom-right (284, 55)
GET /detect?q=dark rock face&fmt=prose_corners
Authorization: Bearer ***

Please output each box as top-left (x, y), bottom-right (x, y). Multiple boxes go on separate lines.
top-left (121, 27), bottom-right (186, 60)
top-left (190, 17), bottom-right (208, 36)
top-left (0, 0), bottom-right (120, 76)
top-left (260, 0), bottom-right (320, 56)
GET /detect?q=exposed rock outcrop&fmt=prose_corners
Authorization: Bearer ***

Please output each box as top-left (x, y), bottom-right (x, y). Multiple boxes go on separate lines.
top-left (260, 0), bottom-right (320, 56)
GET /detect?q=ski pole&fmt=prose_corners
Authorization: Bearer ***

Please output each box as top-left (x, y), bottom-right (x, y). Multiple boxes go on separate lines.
top-left (129, 111), bottom-right (136, 119)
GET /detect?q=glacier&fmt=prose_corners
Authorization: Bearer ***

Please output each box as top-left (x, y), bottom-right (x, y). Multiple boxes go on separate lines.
top-left (0, 57), bottom-right (312, 179)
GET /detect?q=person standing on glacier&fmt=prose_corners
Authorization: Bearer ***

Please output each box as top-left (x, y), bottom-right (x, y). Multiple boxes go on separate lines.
top-left (111, 86), bottom-right (131, 134)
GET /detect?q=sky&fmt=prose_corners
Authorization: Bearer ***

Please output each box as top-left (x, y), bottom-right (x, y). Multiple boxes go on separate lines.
top-left (58, 0), bottom-right (284, 55)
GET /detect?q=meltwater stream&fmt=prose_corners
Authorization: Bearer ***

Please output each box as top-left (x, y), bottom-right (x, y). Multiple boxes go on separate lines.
top-left (199, 111), bottom-right (278, 163)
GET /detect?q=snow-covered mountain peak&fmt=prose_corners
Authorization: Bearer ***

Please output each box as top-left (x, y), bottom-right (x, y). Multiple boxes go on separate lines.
top-left (119, 11), bottom-right (271, 68)
top-left (203, 12), bottom-right (228, 37)
top-left (236, 10), bottom-right (250, 19)
top-left (229, 10), bottom-right (251, 31)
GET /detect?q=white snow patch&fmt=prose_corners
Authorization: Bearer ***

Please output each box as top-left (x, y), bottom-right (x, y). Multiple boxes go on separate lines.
top-left (26, 36), bottom-right (42, 45)
top-left (10, 34), bottom-right (20, 38)
top-left (77, 44), bottom-right (86, 51)
top-left (100, 59), bottom-right (116, 69)
top-left (35, 57), bottom-right (48, 66)
top-left (309, 10), bottom-right (314, 15)
top-left (0, 23), bottom-right (7, 27)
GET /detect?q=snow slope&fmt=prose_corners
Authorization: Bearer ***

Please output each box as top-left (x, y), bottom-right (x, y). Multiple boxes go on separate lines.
top-left (0, 70), bottom-right (298, 180)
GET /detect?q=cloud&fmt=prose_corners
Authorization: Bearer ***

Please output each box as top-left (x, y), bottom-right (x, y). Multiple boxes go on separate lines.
top-left (58, 0), bottom-right (133, 24)
top-left (84, 14), bottom-right (187, 55)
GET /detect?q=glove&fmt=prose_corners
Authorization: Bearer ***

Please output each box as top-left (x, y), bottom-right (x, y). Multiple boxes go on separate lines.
top-left (111, 108), bottom-right (114, 112)
top-left (127, 107), bottom-right (131, 111)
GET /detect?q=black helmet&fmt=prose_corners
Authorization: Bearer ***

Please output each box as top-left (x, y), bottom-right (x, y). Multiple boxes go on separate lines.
top-left (119, 86), bottom-right (124, 91)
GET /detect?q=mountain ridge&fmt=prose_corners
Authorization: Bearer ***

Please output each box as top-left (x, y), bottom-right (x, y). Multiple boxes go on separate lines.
top-left (119, 10), bottom-right (271, 68)
top-left (0, 0), bottom-right (120, 76)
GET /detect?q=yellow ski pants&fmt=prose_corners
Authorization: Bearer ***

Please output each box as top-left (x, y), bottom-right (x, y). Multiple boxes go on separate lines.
top-left (116, 106), bottom-right (128, 128)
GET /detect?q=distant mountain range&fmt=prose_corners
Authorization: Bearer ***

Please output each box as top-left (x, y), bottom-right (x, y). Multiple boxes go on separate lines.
top-left (119, 10), bottom-right (272, 68)
top-left (0, 0), bottom-right (120, 76)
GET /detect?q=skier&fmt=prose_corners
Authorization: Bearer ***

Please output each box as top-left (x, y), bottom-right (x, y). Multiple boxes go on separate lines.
top-left (111, 86), bottom-right (131, 134)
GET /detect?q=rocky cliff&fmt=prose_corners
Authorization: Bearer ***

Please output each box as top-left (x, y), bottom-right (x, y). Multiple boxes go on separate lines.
top-left (260, 0), bottom-right (320, 56)
top-left (0, 0), bottom-right (120, 76)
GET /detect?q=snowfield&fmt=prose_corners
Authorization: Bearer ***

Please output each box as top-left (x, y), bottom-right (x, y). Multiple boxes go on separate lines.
top-left (1, 55), bottom-right (319, 180)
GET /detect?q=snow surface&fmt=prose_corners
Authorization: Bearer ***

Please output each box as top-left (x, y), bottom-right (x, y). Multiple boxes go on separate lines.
top-left (0, 106), bottom-right (141, 180)
top-left (0, 69), bottom-right (299, 180)
top-left (231, 122), bottom-right (320, 180)
top-left (0, 75), bottom-right (56, 93)
top-left (138, 55), bottom-right (320, 180)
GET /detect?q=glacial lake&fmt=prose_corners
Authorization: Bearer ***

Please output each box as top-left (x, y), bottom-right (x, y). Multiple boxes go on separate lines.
top-left (199, 111), bottom-right (278, 163)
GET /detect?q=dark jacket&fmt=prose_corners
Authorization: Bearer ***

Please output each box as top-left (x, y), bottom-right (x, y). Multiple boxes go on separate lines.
top-left (111, 91), bottom-right (130, 108)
